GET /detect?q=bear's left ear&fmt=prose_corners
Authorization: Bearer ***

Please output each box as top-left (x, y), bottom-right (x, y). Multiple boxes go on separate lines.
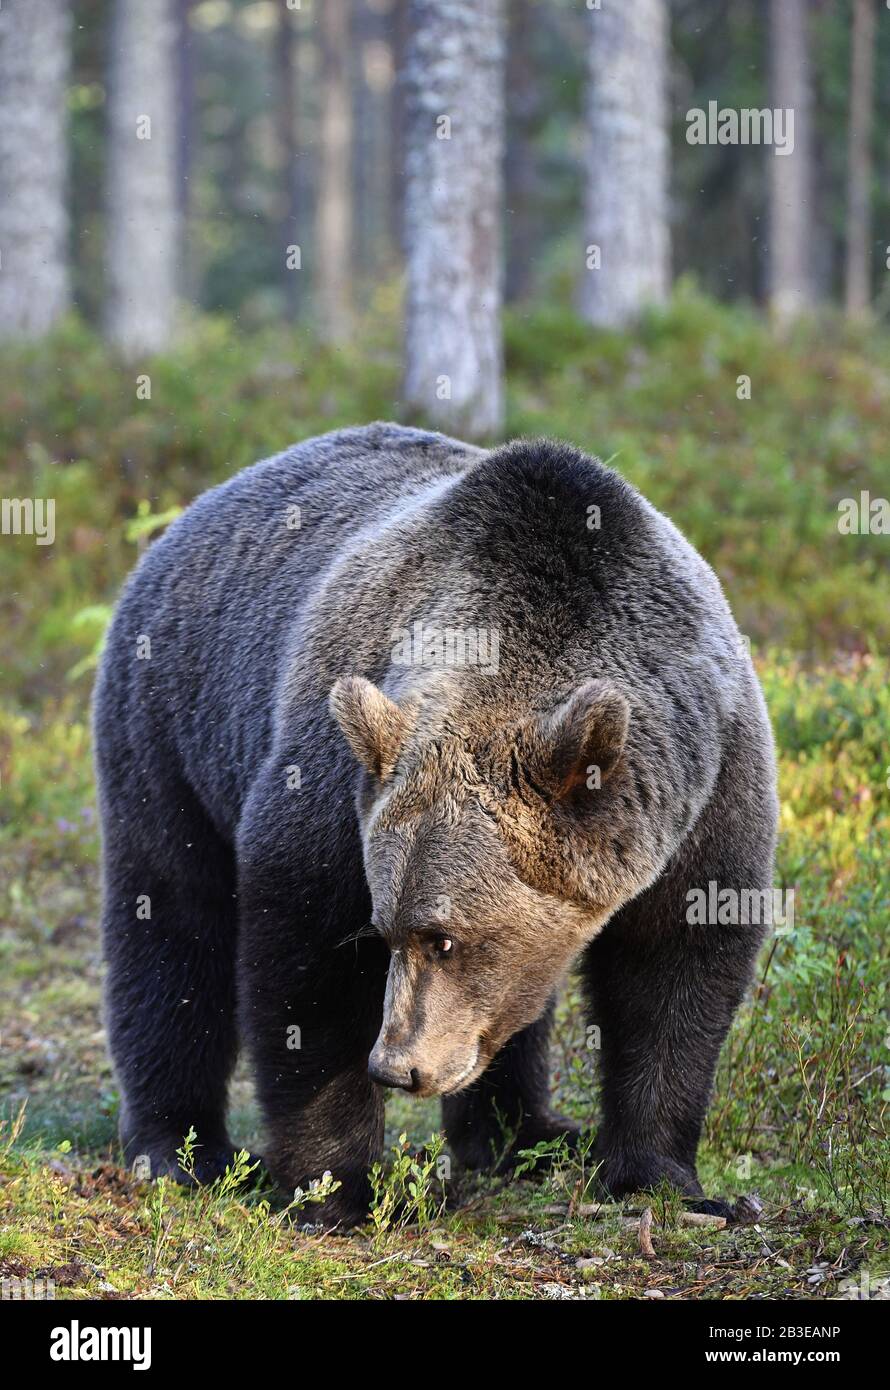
top-left (329, 675), bottom-right (413, 781)
top-left (520, 680), bottom-right (629, 801)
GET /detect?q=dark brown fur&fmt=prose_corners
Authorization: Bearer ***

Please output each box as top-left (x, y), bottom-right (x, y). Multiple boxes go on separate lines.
top-left (94, 424), bottom-right (778, 1222)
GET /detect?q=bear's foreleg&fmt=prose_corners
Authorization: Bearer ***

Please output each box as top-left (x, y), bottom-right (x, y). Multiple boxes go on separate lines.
top-left (238, 920), bottom-right (389, 1224)
top-left (237, 773), bottom-right (388, 1227)
top-left (101, 779), bottom-right (241, 1184)
top-left (582, 732), bottom-right (775, 1216)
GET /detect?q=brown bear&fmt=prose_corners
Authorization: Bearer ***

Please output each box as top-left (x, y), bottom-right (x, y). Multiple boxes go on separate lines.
top-left (94, 423), bottom-right (778, 1225)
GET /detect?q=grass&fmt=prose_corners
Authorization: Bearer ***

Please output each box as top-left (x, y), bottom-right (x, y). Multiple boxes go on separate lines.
top-left (1, 289), bottom-right (888, 1298)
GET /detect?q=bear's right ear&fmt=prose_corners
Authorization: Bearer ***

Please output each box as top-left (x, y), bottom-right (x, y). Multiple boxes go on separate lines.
top-left (520, 680), bottom-right (629, 801)
top-left (329, 675), bottom-right (412, 781)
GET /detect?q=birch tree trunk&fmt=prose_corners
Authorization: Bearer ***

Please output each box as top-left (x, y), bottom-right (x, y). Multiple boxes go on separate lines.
top-left (403, 0), bottom-right (505, 439)
top-left (315, 0), bottom-right (353, 343)
top-left (580, 0), bottom-right (670, 330)
top-left (104, 0), bottom-right (179, 359)
top-left (0, 0), bottom-right (71, 340)
top-left (844, 0), bottom-right (876, 319)
top-left (768, 0), bottom-right (815, 326)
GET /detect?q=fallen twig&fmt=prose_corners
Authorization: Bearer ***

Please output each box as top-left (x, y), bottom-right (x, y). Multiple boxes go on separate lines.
top-left (639, 1207), bottom-right (656, 1260)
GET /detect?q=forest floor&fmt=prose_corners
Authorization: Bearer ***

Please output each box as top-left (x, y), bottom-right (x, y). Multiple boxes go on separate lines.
top-left (1, 291), bottom-right (888, 1299)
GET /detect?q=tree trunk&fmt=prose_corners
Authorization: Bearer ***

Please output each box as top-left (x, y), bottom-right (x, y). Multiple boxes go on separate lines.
top-left (403, 0), bottom-right (506, 439)
top-left (315, 0), bottom-right (353, 343)
top-left (768, 0), bottom-right (815, 326)
top-left (353, 0), bottom-right (398, 303)
top-left (389, 0), bottom-right (409, 257)
top-left (0, 0), bottom-right (71, 340)
top-left (277, 0), bottom-right (301, 322)
top-left (580, 0), bottom-right (670, 329)
top-left (844, 0), bottom-right (876, 319)
top-left (505, 0), bottom-right (538, 303)
top-left (104, 0), bottom-right (179, 359)
top-left (176, 0), bottom-right (198, 302)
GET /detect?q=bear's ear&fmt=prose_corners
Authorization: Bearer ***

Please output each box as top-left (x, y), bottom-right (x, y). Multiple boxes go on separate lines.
top-left (329, 675), bottom-right (412, 781)
top-left (521, 680), bottom-right (629, 801)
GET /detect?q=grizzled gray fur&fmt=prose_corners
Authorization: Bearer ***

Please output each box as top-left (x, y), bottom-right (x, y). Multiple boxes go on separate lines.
top-left (94, 422), bottom-right (778, 1224)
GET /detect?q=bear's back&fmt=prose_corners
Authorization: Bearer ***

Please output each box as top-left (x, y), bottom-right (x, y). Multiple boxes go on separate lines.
top-left (94, 425), bottom-right (745, 841)
top-left (93, 424), bottom-right (484, 834)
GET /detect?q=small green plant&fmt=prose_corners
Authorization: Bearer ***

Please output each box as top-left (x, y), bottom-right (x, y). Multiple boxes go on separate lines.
top-left (0, 1104), bottom-right (28, 1159)
top-left (67, 603), bottom-right (112, 681)
top-left (125, 499), bottom-right (183, 552)
top-left (369, 1132), bottom-right (448, 1236)
top-left (650, 1178), bottom-right (686, 1230)
top-left (145, 1176), bottom-right (172, 1276)
top-left (175, 1126), bottom-right (201, 1180)
top-left (283, 1169), bottom-right (342, 1217)
top-left (67, 501), bottom-right (181, 681)
top-left (515, 1128), bottom-right (601, 1211)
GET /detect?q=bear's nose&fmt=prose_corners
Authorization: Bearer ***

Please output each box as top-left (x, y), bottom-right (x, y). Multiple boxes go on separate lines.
top-left (368, 1052), bottom-right (420, 1092)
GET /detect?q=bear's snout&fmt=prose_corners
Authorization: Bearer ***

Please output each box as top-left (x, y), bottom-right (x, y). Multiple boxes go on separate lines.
top-left (368, 1045), bottom-right (422, 1093)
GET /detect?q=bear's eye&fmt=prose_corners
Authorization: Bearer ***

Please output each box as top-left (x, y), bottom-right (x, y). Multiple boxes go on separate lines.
top-left (433, 936), bottom-right (453, 958)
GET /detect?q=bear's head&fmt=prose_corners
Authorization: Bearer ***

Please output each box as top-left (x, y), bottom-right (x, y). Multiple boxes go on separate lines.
top-left (329, 672), bottom-right (642, 1099)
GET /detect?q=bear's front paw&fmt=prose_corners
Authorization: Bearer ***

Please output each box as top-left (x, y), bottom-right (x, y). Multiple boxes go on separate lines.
top-left (683, 1195), bottom-right (736, 1221)
top-left (123, 1136), bottom-right (259, 1187)
top-left (297, 1192), bottom-right (371, 1231)
top-left (592, 1151), bottom-right (738, 1221)
top-left (266, 1156), bottom-right (373, 1230)
top-left (593, 1148), bottom-right (705, 1202)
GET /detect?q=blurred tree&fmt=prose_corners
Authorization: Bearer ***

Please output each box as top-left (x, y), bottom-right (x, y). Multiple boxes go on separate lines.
top-left (505, 0), bottom-right (539, 303)
top-left (277, 0), bottom-right (301, 322)
top-left (768, 0), bottom-right (815, 325)
top-left (104, 0), bottom-right (179, 357)
top-left (67, 0), bottom-right (107, 323)
top-left (0, 0), bottom-right (71, 339)
top-left (389, 0), bottom-right (409, 256)
top-left (192, 1), bottom-right (285, 323)
top-left (176, 0), bottom-right (197, 300)
top-left (844, 0), bottom-right (876, 319)
top-left (316, 0), bottom-right (354, 342)
top-left (353, 0), bottom-right (398, 305)
top-left (508, 0), bottom-right (586, 302)
top-left (580, 0), bottom-right (670, 329)
top-left (672, 0), bottom-right (768, 304)
top-left (403, 0), bottom-right (505, 438)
